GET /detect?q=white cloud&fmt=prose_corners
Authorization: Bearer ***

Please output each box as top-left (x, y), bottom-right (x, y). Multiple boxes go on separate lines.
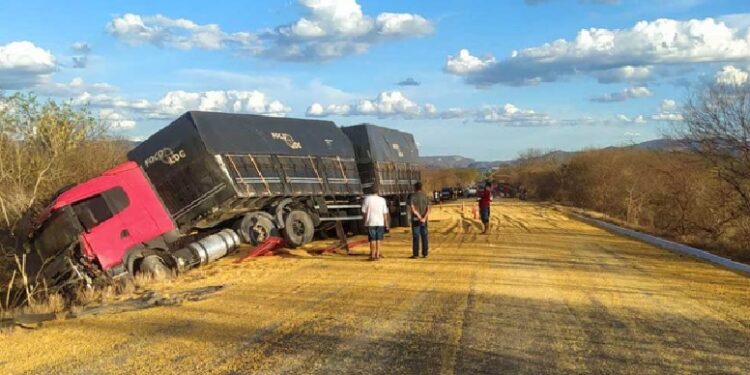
top-left (616, 114), bottom-right (646, 124)
top-left (307, 91), bottom-right (422, 117)
top-left (446, 17), bottom-right (750, 86)
top-left (651, 112), bottom-right (683, 122)
top-left (590, 86), bottom-right (652, 102)
top-left (73, 89), bottom-right (290, 120)
top-left (72, 91), bottom-right (151, 111)
top-left (99, 108), bottom-right (136, 129)
top-left (651, 99), bottom-right (683, 122)
top-left (592, 65), bottom-right (652, 84)
top-left (715, 65), bottom-right (749, 85)
top-left (476, 104), bottom-right (552, 125)
top-left (444, 49), bottom-right (496, 75)
top-left (0, 41), bottom-right (56, 89)
top-left (36, 77), bottom-right (116, 97)
top-left (307, 90), bottom-right (549, 125)
top-left (659, 99), bottom-right (678, 112)
top-left (261, 0), bottom-right (433, 61)
top-left (375, 13), bottom-right (432, 37)
top-left (108, 1), bottom-right (433, 61)
top-left (153, 90), bottom-right (290, 117)
top-left (107, 13), bottom-right (256, 50)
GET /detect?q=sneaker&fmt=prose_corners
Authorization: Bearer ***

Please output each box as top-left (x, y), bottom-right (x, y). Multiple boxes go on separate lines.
top-left (421, 255), bottom-right (428, 258)
top-left (409, 255), bottom-right (419, 259)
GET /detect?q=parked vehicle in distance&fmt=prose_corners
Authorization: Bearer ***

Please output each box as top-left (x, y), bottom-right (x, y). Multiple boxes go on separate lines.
top-left (440, 188), bottom-right (454, 201)
top-left (465, 186), bottom-right (478, 197)
top-left (23, 111), bottom-right (384, 289)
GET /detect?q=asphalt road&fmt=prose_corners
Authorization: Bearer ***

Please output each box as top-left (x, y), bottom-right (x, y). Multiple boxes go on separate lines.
top-left (1, 201), bottom-right (749, 374)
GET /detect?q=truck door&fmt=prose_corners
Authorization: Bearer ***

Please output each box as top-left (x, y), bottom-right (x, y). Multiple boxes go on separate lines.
top-left (72, 186), bottom-right (134, 270)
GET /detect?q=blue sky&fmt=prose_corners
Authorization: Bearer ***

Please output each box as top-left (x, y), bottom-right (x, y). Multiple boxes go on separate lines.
top-left (1, 0), bottom-right (749, 160)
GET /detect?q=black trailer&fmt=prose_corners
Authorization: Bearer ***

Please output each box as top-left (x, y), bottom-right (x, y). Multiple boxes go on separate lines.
top-left (341, 124), bottom-right (421, 227)
top-left (128, 111), bottom-right (363, 247)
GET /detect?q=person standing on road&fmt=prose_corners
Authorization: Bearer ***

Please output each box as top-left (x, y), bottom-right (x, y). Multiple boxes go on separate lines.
top-left (409, 182), bottom-right (430, 259)
top-left (362, 188), bottom-right (389, 260)
top-left (478, 180), bottom-right (493, 234)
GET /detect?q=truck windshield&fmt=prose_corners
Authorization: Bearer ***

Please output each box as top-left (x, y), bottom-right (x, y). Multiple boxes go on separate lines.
top-left (32, 207), bottom-right (83, 258)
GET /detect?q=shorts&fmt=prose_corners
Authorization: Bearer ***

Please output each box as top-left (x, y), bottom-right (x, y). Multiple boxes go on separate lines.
top-left (480, 207), bottom-right (490, 223)
top-left (367, 226), bottom-right (385, 241)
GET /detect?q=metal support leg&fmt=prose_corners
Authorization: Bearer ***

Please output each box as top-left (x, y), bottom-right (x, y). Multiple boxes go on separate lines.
top-left (335, 221), bottom-right (350, 254)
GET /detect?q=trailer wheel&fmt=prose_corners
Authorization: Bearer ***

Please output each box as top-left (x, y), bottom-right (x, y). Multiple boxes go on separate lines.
top-left (283, 210), bottom-right (314, 248)
top-left (237, 212), bottom-right (279, 245)
top-left (138, 255), bottom-right (172, 280)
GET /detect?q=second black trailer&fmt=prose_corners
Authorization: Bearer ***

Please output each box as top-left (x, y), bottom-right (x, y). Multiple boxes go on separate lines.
top-left (341, 123), bottom-right (421, 227)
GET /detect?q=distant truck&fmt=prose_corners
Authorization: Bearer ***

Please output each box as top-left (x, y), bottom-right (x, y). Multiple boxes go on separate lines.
top-left (24, 111), bottom-right (380, 289)
top-left (341, 124), bottom-right (421, 227)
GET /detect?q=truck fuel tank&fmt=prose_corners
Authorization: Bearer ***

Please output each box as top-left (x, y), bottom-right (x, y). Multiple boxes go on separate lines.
top-left (173, 229), bottom-right (241, 271)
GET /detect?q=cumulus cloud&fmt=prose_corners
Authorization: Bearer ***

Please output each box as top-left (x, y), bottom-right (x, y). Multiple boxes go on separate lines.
top-left (153, 90), bottom-right (290, 117)
top-left (444, 49), bottom-right (496, 76)
top-left (307, 91), bottom-right (422, 118)
top-left (396, 77), bottom-right (420, 86)
top-left (108, 0), bottom-right (433, 61)
top-left (36, 77), bottom-right (116, 96)
top-left (260, 0), bottom-right (433, 61)
top-left (715, 65), bottom-right (749, 85)
top-left (659, 99), bottom-right (678, 112)
top-left (307, 90), bottom-right (550, 125)
top-left (616, 114), bottom-right (646, 124)
top-left (99, 108), bottom-right (136, 129)
top-left (446, 17), bottom-right (750, 86)
top-left (590, 86), bottom-right (653, 102)
top-left (592, 65), bottom-right (652, 84)
top-left (107, 13), bottom-right (256, 50)
top-left (651, 99), bottom-right (683, 122)
top-left (475, 104), bottom-right (552, 125)
top-left (0, 41), bottom-right (56, 89)
top-left (72, 89), bottom-right (290, 121)
top-left (651, 112), bottom-right (683, 122)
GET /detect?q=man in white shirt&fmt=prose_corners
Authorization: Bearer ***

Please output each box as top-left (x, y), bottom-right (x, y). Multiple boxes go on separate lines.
top-left (361, 188), bottom-right (389, 260)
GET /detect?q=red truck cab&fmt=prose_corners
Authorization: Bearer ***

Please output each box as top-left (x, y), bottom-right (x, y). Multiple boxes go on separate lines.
top-left (29, 161), bottom-right (175, 285)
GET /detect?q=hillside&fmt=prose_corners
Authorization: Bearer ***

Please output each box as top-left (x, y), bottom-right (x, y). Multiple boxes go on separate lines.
top-left (420, 138), bottom-right (684, 168)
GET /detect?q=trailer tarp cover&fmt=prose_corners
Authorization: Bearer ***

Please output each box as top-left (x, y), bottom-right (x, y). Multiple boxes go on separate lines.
top-left (341, 124), bottom-right (419, 163)
top-left (187, 111), bottom-right (354, 157)
top-left (128, 111), bottom-right (362, 229)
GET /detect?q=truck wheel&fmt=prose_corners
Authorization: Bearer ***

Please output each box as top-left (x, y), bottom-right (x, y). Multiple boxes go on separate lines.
top-left (283, 210), bottom-right (314, 248)
top-left (237, 212), bottom-right (279, 245)
top-left (139, 255), bottom-right (172, 280)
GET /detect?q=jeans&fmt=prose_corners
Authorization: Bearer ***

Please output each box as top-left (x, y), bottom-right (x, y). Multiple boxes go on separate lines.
top-left (480, 207), bottom-right (490, 224)
top-left (412, 221), bottom-right (429, 257)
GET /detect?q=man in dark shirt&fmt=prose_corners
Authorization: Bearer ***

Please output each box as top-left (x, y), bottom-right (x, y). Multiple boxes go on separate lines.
top-left (478, 180), bottom-right (493, 234)
top-left (409, 182), bottom-right (430, 258)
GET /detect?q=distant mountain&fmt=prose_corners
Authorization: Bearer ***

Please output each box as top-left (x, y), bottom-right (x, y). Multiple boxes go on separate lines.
top-left (420, 155), bottom-right (477, 168)
top-left (420, 138), bottom-right (683, 169)
top-left (631, 138), bottom-right (686, 150)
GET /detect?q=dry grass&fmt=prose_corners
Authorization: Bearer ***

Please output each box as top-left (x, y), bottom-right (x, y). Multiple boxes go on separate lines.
top-left (499, 148), bottom-right (750, 263)
top-left (0, 93), bottom-right (128, 308)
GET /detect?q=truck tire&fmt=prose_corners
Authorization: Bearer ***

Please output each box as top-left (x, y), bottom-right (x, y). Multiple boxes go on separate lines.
top-left (237, 212), bottom-right (279, 245)
top-left (283, 210), bottom-right (314, 248)
top-left (139, 255), bottom-right (172, 280)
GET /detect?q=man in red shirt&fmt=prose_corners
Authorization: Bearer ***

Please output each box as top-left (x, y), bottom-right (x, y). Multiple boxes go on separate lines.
top-left (478, 180), bottom-right (493, 234)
